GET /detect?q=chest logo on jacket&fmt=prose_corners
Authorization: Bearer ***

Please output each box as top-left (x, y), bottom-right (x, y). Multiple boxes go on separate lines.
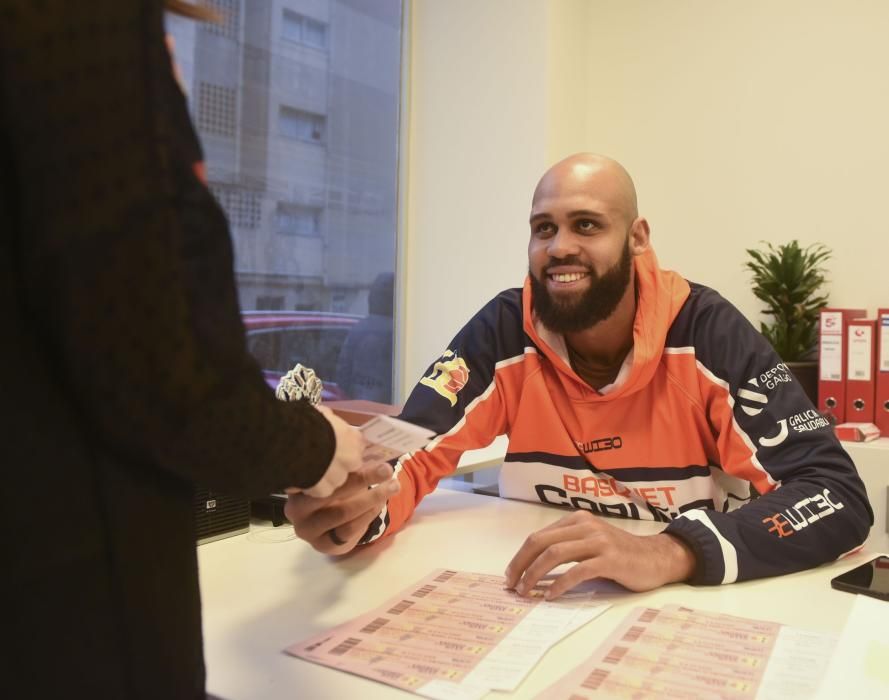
top-left (420, 350), bottom-right (470, 407)
top-left (576, 436), bottom-right (623, 453)
top-left (534, 481), bottom-right (714, 523)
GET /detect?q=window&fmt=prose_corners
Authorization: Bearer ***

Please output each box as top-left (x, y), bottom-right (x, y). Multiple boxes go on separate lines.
top-left (197, 83), bottom-right (237, 138)
top-left (276, 203), bottom-right (321, 236)
top-left (246, 326), bottom-right (351, 386)
top-left (255, 295), bottom-right (285, 311)
top-left (278, 106), bottom-right (325, 144)
top-left (282, 10), bottom-right (327, 50)
top-left (166, 1), bottom-right (402, 403)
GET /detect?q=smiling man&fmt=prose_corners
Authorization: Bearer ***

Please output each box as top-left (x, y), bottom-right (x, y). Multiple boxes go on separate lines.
top-left (286, 153), bottom-right (872, 597)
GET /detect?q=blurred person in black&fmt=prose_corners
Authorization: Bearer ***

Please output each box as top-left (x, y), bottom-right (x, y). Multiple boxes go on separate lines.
top-left (0, 1), bottom-right (395, 697)
top-left (336, 272), bottom-right (396, 403)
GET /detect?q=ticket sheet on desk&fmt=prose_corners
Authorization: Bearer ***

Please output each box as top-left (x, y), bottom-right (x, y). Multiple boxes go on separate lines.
top-left (287, 569), bottom-right (610, 700)
top-left (535, 604), bottom-right (836, 700)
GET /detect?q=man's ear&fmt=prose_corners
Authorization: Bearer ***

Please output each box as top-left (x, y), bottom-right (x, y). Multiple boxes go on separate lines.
top-left (628, 217), bottom-right (651, 255)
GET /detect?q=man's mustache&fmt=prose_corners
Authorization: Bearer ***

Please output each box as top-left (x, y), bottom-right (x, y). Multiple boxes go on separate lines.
top-left (543, 257), bottom-right (592, 275)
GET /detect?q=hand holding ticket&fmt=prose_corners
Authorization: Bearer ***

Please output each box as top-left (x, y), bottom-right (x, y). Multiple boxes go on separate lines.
top-left (358, 414), bottom-right (436, 464)
top-left (285, 415), bottom-right (433, 555)
top-left (302, 405), bottom-right (366, 497)
top-left (285, 461), bottom-right (402, 555)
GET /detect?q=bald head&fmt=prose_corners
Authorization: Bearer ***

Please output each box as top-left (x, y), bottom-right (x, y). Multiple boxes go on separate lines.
top-left (532, 153), bottom-right (638, 224)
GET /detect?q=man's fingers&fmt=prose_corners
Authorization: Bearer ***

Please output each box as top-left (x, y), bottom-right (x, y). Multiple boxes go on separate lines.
top-left (288, 462), bottom-right (393, 520)
top-left (514, 535), bottom-right (600, 595)
top-left (541, 560), bottom-right (603, 600)
top-left (307, 480), bottom-right (397, 537)
top-left (332, 506), bottom-right (381, 543)
top-left (285, 463), bottom-right (394, 535)
top-left (538, 511), bottom-right (589, 533)
top-left (330, 461), bottom-right (394, 498)
top-left (504, 522), bottom-right (597, 589)
top-left (506, 513), bottom-right (695, 597)
top-left (288, 476), bottom-right (399, 542)
top-left (308, 506), bottom-right (382, 555)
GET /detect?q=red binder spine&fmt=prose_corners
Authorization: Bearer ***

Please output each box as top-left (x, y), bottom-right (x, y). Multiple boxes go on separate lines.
top-left (875, 308), bottom-right (889, 435)
top-left (818, 308), bottom-right (865, 423)
top-left (845, 318), bottom-right (877, 424)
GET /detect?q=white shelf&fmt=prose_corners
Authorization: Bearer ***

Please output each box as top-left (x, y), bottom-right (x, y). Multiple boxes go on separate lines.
top-left (841, 438), bottom-right (889, 553)
top-left (455, 434), bottom-right (507, 474)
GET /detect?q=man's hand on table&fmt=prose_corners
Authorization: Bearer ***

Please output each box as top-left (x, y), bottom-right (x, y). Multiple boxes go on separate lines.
top-left (284, 462), bottom-right (399, 555)
top-left (504, 510), bottom-right (696, 599)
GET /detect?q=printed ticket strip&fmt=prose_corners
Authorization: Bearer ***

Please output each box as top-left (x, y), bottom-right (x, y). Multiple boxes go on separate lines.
top-left (287, 569), bottom-right (610, 700)
top-left (534, 604), bottom-right (836, 700)
top-left (359, 414), bottom-right (436, 463)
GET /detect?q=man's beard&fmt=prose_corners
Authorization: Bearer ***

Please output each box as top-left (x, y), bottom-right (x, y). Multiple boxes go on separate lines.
top-left (530, 240), bottom-right (633, 334)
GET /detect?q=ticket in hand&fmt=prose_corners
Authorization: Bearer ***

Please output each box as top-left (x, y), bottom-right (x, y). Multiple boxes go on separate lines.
top-left (359, 415), bottom-right (436, 463)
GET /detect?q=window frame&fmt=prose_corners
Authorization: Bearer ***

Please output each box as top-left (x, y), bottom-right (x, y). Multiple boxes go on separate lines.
top-left (277, 105), bottom-right (327, 145)
top-left (281, 8), bottom-right (328, 51)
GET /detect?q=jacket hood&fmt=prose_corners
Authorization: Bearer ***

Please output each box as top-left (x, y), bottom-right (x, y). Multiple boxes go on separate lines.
top-left (522, 247), bottom-right (691, 400)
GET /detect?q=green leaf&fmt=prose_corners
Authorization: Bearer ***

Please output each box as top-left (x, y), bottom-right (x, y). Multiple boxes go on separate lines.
top-left (743, 240), bottom-right (832, 361)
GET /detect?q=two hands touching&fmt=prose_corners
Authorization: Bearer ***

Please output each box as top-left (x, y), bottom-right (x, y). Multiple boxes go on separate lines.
top-left (285, 460), bottom-right (399, 554)
top-left (289, 405), bottom-right (375, 498)
top-left (288, 415), bottom-right (695, 595)
top-left (284, 405), bottom-right (400, 552)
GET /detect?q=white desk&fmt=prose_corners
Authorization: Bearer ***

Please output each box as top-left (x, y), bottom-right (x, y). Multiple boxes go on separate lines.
top-left (199, 489), bottom-right (883, 700)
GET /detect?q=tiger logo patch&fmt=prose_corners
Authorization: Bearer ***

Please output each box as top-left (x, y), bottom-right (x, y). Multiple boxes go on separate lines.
top-left (420, 350), bottom-right (470, 406)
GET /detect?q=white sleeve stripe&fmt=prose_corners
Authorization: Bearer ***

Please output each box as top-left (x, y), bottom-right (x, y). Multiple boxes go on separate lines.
top-left (367, 350), bottom-right (532, 544)
top-left (363, 450), bottom-right (416, 543)
top-left (364, 513), bottom-right (386, 543)
top-left (689, 355), bottom-right (780, 489)
top-left (425, 381), bottom-right (499, 452)
top-left (678, 509), bottom-right (739, 584)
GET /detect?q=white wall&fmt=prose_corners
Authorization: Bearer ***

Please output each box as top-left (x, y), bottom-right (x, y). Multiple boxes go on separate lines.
top-left (401, 0), bottom-right (889, 399)
top-left (576, 0), bottom-right (889, 323)
top-left (401, 0), bottom-right (551, 392)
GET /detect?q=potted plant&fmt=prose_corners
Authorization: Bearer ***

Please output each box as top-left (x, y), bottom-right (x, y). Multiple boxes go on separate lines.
top-left (744, 240), bottom-right (832, 403)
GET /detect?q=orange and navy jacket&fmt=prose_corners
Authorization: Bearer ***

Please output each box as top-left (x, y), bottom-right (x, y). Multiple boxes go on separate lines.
top-left (362, 249), bottom-right (872, 585)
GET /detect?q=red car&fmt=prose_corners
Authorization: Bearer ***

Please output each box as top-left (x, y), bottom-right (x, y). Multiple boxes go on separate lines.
top-left (241, 310), bottom-right (361, 401)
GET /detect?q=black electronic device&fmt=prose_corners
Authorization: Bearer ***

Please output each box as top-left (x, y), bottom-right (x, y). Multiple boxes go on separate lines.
top-left (830, 555), bottom-right (889, 601)
top-left (194, 487), bottom-right (250, 544)
top-left (250, 494), bottom-right (289, 526)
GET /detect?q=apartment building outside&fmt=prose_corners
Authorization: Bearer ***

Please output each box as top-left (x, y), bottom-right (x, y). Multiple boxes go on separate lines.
top-left (166, 0), bottom-right (401, 315)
